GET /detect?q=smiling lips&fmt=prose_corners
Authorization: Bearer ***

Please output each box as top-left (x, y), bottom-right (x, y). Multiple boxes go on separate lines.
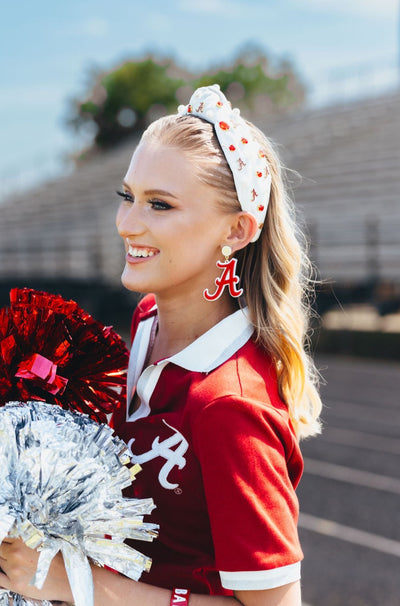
top-left (127, 244), bottom-right (159, 259)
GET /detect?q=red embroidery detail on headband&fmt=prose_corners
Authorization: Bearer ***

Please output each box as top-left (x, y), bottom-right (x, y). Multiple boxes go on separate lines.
top-left (219, 121), bottom-right (230, 130)
top-left (216, 101), bottom-right (223, 107)
top-left (257, 171), bottom-right (263, 177)
top-left (251, 189), bottom-right (258, 201)
top-left (259, 150), bottom-right (266, 158)
top-left (241, 137), bottom-right (248, 144)
top-left (229, 144), bottom-right (236, 151)
top-left (196, 102), bottom-right (204, 112)
top-left (188, 105), bottom-right (193, 113)
top-left (237, 158), bottom-right (246, 171)
top-left (258, 205), bottom-right (265, 212)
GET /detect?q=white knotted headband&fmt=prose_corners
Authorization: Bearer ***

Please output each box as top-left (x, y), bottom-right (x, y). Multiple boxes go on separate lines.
top-left (177, 84), bottom-right (271, 243)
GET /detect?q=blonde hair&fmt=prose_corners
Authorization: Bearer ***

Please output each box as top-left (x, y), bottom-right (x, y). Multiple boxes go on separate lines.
top-left (141, 115), bottom-right (322, 439)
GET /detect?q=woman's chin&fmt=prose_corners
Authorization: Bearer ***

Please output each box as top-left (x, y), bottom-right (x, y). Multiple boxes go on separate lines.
top-left (120, 268), bottom-right (142, 293)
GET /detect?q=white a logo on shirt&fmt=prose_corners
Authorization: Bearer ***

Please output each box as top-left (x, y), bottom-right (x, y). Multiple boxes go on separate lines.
top-left (127, 420), bottom-right (188, 490)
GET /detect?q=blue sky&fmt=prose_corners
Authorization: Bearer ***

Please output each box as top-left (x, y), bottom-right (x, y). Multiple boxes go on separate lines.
top-left (0, 0), bottom-right (398, 195)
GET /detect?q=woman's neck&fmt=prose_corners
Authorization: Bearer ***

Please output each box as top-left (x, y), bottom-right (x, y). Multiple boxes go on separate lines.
top-left (148, 292), bottom-right (238, 363)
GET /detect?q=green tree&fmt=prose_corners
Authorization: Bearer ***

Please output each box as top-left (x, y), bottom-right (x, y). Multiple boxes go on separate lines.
top-left (69, 57), bottom-right (185, 149)
top-left (193, 45), bottom-right (306, 114)
top-left (68, 47), bottom-right (306, 152)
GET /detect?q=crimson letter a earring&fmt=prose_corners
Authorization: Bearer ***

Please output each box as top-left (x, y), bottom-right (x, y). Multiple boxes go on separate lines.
top-left (203, 245), bottom-right (243, 301)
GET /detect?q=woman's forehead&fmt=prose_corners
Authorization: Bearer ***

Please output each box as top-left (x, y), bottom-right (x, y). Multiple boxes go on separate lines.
top-left (124, 142), bottom-right (209, 197)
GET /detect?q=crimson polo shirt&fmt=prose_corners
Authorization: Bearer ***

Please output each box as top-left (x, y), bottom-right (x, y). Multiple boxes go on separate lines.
top-left (112, 294), bottom-right (304, 595)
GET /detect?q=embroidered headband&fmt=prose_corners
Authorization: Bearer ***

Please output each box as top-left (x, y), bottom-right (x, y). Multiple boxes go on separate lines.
top-left (177, 84), bottom-right (271, 242)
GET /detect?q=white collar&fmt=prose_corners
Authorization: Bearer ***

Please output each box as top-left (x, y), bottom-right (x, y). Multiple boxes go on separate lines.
top-left (126, 306), bottom-right (254, 422)
top-left (166, 306), bottom-right (254, 373)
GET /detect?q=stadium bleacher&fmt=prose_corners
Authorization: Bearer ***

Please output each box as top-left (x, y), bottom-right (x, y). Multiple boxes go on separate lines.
top-left (1, 91), bottom-right (399, 309)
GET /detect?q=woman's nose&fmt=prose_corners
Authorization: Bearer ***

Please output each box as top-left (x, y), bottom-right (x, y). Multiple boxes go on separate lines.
top-left (116, 204), bottom-right (145, 238)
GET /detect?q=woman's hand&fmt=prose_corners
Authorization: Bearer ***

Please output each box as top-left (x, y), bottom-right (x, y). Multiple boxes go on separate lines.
top-left (0, 538), bottom-right (73, 604)
top-left (0, 537), bottom-right (39, 596)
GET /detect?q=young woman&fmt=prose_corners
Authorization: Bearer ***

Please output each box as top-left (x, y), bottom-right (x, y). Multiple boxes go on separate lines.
top-left (0, 85), bottom-right (322, 606)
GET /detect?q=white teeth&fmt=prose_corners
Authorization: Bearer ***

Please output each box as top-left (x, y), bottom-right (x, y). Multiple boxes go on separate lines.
top-left (128, 245), bottom-right (155, 258)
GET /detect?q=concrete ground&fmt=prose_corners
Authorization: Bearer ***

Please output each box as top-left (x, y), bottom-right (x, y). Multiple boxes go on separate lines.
top-left (298, 354), bottom-right (400, 606)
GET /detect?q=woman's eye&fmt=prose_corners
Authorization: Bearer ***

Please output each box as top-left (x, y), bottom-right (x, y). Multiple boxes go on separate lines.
top-left (116, 190), bottom-right (133, 203)
top-left (149, 199), bottom-right (172, 211)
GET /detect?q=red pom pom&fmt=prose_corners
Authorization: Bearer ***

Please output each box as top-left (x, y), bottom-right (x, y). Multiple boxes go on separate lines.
top-left (0, 288), bottom-right (129, 422)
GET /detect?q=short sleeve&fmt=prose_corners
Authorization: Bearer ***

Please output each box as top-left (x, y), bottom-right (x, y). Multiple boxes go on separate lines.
top-left (191, 395), bottom-right (303, 590)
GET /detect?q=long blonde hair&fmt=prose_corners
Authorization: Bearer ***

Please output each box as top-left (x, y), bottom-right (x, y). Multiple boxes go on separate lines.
top-left (141, 114), bottom-right (322, 439)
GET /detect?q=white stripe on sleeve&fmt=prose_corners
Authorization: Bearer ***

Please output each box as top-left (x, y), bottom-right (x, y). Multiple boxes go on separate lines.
top-left (220, 562), bottom-right (301, 590)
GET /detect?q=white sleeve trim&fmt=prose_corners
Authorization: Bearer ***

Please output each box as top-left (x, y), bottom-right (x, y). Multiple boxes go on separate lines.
top-left (220, 562), bottom-right (301, 590)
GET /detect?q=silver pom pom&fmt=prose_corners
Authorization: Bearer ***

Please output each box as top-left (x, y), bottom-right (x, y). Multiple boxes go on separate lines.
top-left (0, 402), bottom-right (158, 606)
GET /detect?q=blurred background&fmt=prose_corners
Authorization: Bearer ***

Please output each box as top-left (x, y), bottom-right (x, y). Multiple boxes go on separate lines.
top-left (1, 1), bottom-right (399, 604)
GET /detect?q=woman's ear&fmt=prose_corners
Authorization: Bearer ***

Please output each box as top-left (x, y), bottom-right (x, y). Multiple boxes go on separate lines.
top-left (225, 212), bottom-right (259, 253)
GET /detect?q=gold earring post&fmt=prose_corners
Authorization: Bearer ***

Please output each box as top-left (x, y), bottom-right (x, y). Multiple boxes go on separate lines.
top-left (221, 245), bottom-right (232, 262)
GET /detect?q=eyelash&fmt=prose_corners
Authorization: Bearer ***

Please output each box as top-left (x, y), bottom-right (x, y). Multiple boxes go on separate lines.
top-left (116, 190), bottom-right (133, 202)
top-left (116, 190), bottom-right (172, 211)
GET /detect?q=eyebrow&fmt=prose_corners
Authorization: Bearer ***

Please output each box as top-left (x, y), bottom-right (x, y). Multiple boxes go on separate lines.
top-left (122, 182), bottom-right (178, 199)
